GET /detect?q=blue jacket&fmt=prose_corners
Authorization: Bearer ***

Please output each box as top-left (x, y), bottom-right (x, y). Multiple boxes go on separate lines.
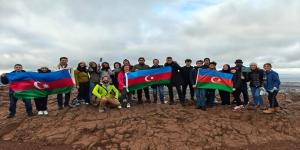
top-left (264, 70), bottom-right (280, 91)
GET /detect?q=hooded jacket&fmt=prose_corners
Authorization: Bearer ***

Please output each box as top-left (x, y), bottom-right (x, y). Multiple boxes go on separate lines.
top-left (92, 84), bottom-right (120, 100)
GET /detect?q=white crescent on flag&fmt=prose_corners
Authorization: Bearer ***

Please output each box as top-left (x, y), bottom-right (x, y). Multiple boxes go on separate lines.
top-left (211, 77), bottom-right (222, 84)
top-left (144, 76), bottom-right (154, 82)
top-left (33, 81), bottom-right (49, 90)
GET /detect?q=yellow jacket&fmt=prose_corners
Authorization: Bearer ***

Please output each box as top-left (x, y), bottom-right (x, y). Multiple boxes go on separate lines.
top-left (92, 84), bottom-right (120, 100)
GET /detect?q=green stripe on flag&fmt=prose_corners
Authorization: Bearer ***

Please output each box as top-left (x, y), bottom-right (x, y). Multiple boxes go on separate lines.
top-left (128, 80), bottom-right (170, 91)
top-left (196, 82), bottom-right (233, 92)
top-left (14, 87), bottom-right (74, 99)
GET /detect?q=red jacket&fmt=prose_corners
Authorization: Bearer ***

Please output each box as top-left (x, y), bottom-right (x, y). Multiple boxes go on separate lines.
top-left (117, 71), bottom-right (125, 91)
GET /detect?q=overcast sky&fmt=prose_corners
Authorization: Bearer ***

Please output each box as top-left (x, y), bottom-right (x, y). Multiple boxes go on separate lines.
top-left (0, 0), bottom-right (299, 71)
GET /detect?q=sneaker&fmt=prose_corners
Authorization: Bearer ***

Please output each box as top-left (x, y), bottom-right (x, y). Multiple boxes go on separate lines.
top-left (7, 114), bottom-right (15, 118)
top-left (126, 103), bottom-right (131, 108)
top-left (99, 108), bottom-right (105, 113)
top-left (118, 105), bottom-right (122, 109)
top-left (38, 111), bottom-right (43, 115)
top-left (85, 102), bottom-right (89, 105)
top-left (233, 106), bottom-right (241, 110)
top-left (43, 111), bottom-right (48, 115)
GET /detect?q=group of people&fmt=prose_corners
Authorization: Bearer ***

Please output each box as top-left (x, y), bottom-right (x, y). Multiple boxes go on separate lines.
top-left (0, 56), bottom-right (281, 118)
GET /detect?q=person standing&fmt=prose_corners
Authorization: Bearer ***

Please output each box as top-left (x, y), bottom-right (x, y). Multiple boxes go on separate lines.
top-left (1, 64), bottom-right (33, 118)
top-left (74, 62), bottom-right (90, 104)
top-left (151, 59), bottom-right (165, 104)
top-left (100, 62), bottom-right (113, 81)
top-left (182, 59), bottom-right (195, 102)
top-left (34, 67), bottom-right (51, 115)
top-left (117, 64), bottom-right (132, 108)
top-left (247, 63), bottom-right (264, 108)
top-left (233, 59), bottom-right (249, 106)
top-left (192, 60), bottom-right (207, 110)
top-left (231, 68), bottom-right (244, 110)
top-left (164, 57), bottom-right (185, 106)
top-left (263, 63), bottom-right (281, 114)
top-left (112, 62), bottom-right (122, 91)
top-left (88, 61), bottom-right (101, 104)
top-left (206, 62), bottom-right (217, 107)
top-left (219, 64), bottom-right (231, 106)
top-left (56, 57), bottom-right (73, 110)
top-left (133, 57), bottom-right (151, 104)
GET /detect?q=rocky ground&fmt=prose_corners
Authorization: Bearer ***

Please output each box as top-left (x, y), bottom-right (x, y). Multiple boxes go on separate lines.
top-left (0, 86), bottom-right (300, 150)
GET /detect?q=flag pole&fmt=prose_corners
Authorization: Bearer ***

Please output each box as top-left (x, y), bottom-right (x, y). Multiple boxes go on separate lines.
top-left (125, 72), bottom-right (129, 92)
top-left (195, 68), bottom-right (200, 86)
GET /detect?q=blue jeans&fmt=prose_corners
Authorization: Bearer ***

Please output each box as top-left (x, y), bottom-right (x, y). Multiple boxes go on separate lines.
top-left (251, 87), bottom-right (263, 106)
top-left (152, 86), bottom-right (164, 102)
top-left (196, 88), bottom-right (206, 107)
top-left (90, 81), bottom-right (97, 101)
top-left (9, 93), bottom-right (32, 115)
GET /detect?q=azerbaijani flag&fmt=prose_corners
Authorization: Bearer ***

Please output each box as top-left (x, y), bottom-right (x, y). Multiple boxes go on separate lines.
top-left (7, 70), bottom-right (74, 99)
top-left (196, 69), bottom-right (233, 92)
top-left (126, 66), bottom-right (172, 91)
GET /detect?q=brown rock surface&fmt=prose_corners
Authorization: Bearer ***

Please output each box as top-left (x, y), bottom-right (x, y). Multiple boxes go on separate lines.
top-left (0, 86), bottom-right (300, 150)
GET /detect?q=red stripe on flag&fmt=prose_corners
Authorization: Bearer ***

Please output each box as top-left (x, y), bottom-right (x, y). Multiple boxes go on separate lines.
top-left (128, 72), bottom-right (171, 86)
top-left (196, 75), bottom-right (233, 87)
top-left (9, 78), bottom-right (74, 91)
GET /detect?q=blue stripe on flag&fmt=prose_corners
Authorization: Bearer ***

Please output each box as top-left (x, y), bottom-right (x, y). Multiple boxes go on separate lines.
top-left (127, 66), bottom-right (172, 79)
top-left (198, 69), bottom-right (233, 80)
top-left (7, 70), bottom-right (71, 82)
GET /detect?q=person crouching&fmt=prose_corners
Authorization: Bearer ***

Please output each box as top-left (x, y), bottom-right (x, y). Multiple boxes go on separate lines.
top-left (92, 76), bottom-right (121, 112)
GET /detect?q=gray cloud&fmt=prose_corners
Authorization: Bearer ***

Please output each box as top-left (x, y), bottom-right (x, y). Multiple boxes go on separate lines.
top-left (0, 0), bottom-right (299, 72)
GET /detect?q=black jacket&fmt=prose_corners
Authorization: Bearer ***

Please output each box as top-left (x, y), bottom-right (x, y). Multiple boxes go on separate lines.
top-left (232, 72), bottom-right (243, 89)
top-left (247, 69), bottom-right (264, 87)
top-left (191, 66), bottom-right (202, 85)
top-left (182, 66), bottom-right (194, 84)
top-left (164, 62), bottom-right (184, 86)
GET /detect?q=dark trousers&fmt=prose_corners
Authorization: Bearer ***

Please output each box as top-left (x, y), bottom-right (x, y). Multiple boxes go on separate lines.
top-left (57, 92), bottom-right (71, 107)
top-left (232, 89), bottom-right (242, 106)
top-left (241, 85), bottom-right (249, 105)
top-left (268, 91), bottom-right (279, 108)
top-left (121, 89), bottom-right (132, 106)
top-left (9, 93), bottom-right (32, 115)
top-left (34, 96), bottom-right (48, 111)
top-left (206, 89), bottom-right (215, 106)
top-left (219, 90), bottom-right (230, 105)
top-left (137, 87), bottom-right (150, 102)
top-left (167, 85), bottom-right (184, 103)
top-left (78, 82), bottom-right (90, 103)
top-left (182, 82), bottom-right (194, 100)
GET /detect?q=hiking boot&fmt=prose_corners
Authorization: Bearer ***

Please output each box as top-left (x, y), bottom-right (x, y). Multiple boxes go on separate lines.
top-left (274, 107), bottom-right (281, 113)
top-left (58, 106), bottom-right (63, 110)
top-left (180, 102), bottom-right (187, 107)
top-left (7, 114), bottom-right (15, 118)
top-left (27, 112), bottom-right (34, 117)
top-left (263, 108), bottom-right (275, 114)
top-left (169, 101), bottom-right (175, 105)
